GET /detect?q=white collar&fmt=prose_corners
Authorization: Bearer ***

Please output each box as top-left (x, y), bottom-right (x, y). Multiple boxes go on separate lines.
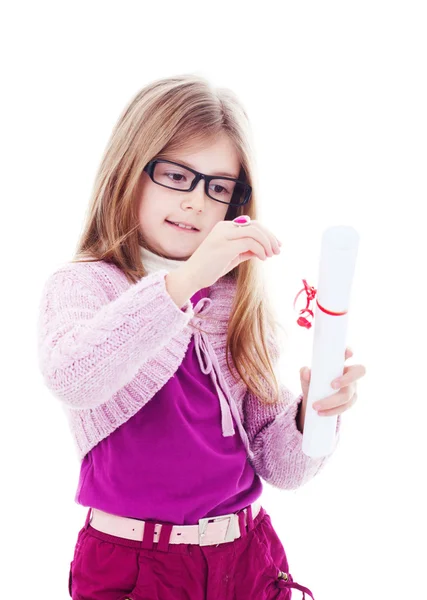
top-left (139, 244), bottom-right (188, 275)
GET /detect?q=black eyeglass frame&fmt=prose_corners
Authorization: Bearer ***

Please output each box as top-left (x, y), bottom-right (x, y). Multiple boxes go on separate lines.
top-left (143, 159), bottom-right (252, 207)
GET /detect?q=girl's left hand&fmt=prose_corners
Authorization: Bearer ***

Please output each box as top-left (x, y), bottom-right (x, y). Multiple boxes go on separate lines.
top-left (299, 347), bottom-right (366, 416)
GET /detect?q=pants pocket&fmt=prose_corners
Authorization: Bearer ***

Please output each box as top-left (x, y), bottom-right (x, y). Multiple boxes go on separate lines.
top-left (250, 516), bottom-right (295, 597)
top-left (254, 515), bottom-right (290, 573)
top-left (253, 520), bottom-right (316, 599)
top-left (71, 531), bottom-right (140, 599)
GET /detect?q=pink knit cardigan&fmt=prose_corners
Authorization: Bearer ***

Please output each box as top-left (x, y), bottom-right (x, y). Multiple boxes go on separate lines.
top-left (37, 259), bottom-right (341, 490)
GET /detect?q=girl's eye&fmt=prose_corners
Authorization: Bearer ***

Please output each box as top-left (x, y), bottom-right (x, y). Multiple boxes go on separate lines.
top-left (210, 183), bottom-right (230, 195)
top-left (166, 172), bottom-right (186, 182)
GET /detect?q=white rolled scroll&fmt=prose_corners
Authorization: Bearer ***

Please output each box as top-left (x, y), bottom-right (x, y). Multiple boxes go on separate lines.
top-left (298, 226), bottom-right (360, 458)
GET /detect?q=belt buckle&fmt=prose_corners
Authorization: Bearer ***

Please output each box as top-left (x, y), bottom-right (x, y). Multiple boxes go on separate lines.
top-left (198, 512), bottom-right (239, 546)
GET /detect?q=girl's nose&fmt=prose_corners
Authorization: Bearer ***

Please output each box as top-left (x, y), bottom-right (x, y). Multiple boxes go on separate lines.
top-left (186, 178), bottom-right (207, 205)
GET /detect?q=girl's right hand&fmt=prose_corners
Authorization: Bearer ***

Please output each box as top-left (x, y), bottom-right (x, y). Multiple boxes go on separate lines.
top-left (185, 218), bottom-right (282, 289)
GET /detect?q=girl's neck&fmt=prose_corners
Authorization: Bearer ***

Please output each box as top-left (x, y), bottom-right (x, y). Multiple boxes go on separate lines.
top-left (139, 244), bottom-right (188, 275)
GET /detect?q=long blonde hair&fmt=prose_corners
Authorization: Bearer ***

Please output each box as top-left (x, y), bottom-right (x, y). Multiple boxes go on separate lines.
top-left (72, 73), bottom-right (286, 405)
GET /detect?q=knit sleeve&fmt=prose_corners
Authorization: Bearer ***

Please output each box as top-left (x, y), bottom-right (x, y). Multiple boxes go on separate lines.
top-left (242, 330), bottom-right (342, 490)
top-left (37, 266), bottom-right (194, 409)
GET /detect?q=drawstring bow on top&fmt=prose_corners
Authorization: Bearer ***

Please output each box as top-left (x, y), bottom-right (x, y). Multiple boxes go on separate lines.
top-left (190, 296), bottom-right (255, 462)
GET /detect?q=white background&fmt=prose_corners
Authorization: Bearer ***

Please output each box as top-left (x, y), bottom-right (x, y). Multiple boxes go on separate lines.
top-left (2, 1), bottom-right (426, 598)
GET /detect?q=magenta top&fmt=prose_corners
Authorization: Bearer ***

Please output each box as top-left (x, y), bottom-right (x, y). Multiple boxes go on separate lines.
top-left (38, 261), bottom-right (342, 527)
top-left (75, 287), bottom-right (262, 525)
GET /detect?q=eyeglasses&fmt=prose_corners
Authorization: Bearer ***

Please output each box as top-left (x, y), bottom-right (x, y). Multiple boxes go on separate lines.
top-left (143, 159), bottom-right (252, 207)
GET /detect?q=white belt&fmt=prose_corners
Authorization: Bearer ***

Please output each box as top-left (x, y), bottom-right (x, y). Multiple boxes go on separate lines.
top-left (89, 500), bottom-right (262, 547)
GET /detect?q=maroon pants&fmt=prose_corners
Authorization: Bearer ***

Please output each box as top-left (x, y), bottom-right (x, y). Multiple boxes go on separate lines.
top-left (69, 505), bottom-right (315, 599)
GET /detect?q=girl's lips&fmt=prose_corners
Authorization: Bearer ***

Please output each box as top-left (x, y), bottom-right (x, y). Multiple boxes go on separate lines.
top-left (165, 220), bottom-right (199, 233)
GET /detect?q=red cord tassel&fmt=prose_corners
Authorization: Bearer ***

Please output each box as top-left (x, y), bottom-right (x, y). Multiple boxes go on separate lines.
top-left (293, 278), bottom-right (348, 328)
top-left (293, 279), bottom-right (317, 329)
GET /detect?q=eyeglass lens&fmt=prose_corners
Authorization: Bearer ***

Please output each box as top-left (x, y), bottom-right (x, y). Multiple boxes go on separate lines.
top-left (152, 162), bottom-right (248, 205)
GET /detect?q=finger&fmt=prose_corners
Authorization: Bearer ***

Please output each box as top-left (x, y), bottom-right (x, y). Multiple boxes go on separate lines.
top-left (317, 392), bottom-right (358, 416)
top-left (331, 364), bottom-right (366, 389)
top-left (313, 387), bottom-right (348, 410)
top-left (250, 220), bottom-right (281, 255)
top-left (233, 221), bottom-right (274, 258)
top-left (266, 229), bottom-right (281, 254)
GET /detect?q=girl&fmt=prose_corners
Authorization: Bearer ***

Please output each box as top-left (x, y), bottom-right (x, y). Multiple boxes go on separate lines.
top-left (37, 74), bottom-right (363, 600)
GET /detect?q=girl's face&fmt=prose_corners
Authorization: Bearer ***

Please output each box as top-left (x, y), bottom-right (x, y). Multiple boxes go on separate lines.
top-left (137, 132), bottom-right (242, 260)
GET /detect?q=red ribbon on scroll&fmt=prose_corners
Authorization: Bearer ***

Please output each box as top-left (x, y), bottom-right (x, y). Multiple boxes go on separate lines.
top-left (293, 279), bottom-right (348, 329)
